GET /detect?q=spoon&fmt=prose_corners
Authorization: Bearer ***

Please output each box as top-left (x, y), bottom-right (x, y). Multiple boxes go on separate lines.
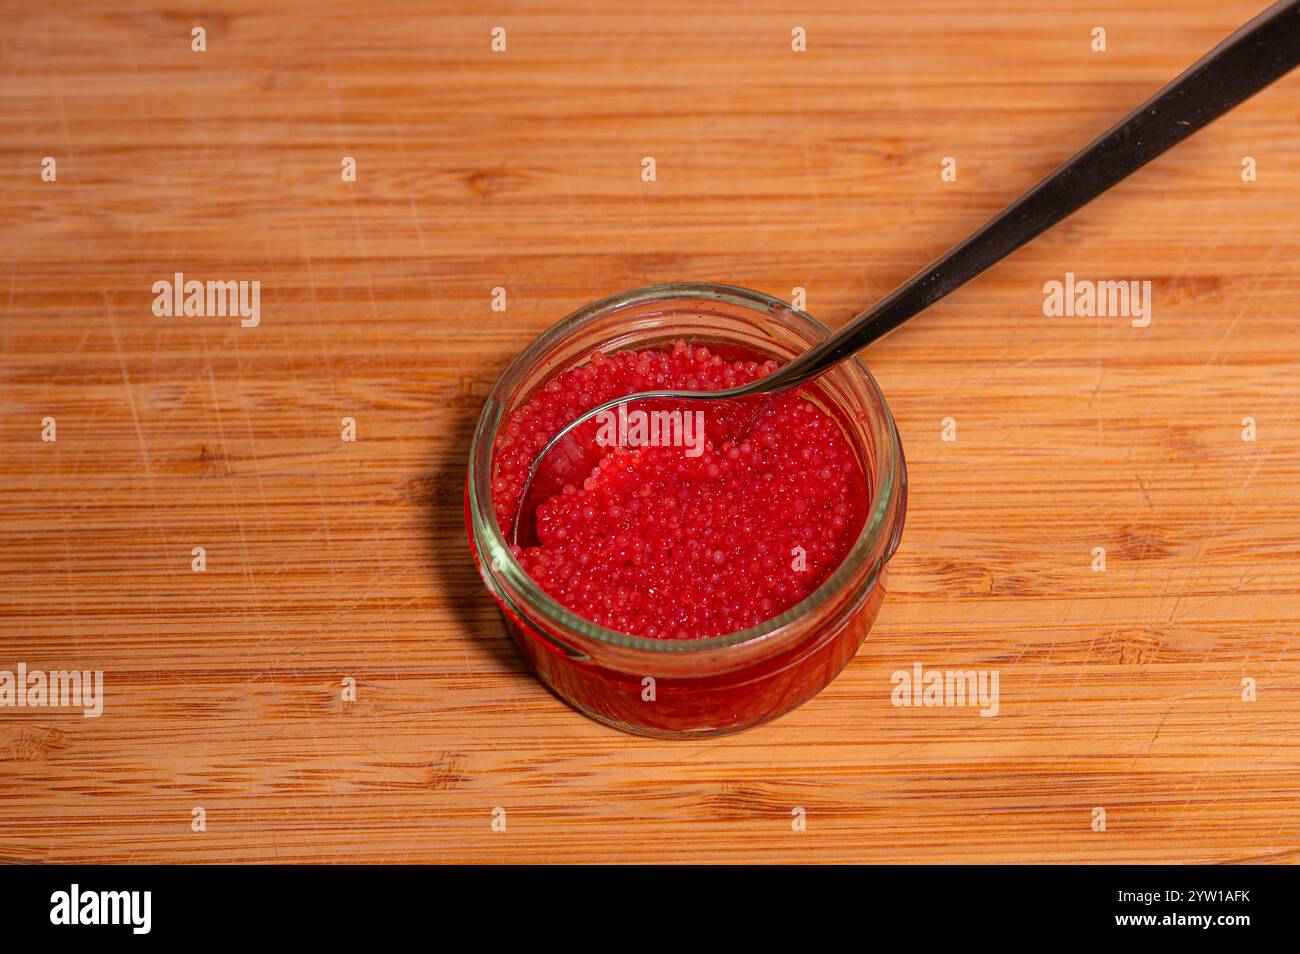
top-left (511, 0), bottom-right (1300, 547)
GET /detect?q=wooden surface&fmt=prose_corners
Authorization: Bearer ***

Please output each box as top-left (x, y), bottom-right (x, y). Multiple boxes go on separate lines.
top-left (2, 0), bottom-right (1299, 864)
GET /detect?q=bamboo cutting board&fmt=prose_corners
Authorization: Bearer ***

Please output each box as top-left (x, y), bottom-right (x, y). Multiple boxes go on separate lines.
top-left (2, 0), bottom-right (1299, 864)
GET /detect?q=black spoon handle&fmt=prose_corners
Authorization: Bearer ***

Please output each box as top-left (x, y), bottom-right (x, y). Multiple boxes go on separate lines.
top-left (766, 0), bottom-right (1300, 391)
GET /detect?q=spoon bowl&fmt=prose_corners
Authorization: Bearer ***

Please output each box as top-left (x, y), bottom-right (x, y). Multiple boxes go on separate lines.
top-left (511, 385), bottom-right (775, 547)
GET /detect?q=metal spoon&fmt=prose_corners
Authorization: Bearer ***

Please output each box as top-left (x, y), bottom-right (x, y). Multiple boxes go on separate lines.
top-left (511, 0), bottom-right (1300, 547)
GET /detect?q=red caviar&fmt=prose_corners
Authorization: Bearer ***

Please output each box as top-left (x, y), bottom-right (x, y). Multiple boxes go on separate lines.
top-left (491, 341), bottom-right (869, 639)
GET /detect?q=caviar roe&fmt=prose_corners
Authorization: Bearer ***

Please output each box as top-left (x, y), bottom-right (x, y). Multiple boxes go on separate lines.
top-left (491, 341), bottom-right (870, 639)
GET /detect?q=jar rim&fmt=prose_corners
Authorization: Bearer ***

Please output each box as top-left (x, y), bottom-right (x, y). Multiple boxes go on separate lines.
top-left (467, 281), bottom-right (905, 655)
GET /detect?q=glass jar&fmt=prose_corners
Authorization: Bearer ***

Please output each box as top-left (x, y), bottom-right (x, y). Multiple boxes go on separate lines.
top-left (465, 283), bottom-right (906, 738)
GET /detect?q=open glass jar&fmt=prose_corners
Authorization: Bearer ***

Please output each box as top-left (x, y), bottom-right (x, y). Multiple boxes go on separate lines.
top-left (466, 283), bottom-right (906, 738)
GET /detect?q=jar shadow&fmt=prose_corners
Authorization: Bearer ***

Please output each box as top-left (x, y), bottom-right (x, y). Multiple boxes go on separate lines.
top-left (426, 372), bottom-right (530, 675)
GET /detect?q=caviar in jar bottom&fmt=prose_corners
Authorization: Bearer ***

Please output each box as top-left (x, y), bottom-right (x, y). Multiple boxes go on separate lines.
top-left (491, 341), bottom-right (871, 641)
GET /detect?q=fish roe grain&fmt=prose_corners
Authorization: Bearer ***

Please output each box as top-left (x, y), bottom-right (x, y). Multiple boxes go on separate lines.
top-left (491, 342), bottom-right (869, 639)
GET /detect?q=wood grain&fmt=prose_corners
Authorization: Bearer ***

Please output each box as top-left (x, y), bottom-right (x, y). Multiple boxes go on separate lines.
top-left (2, 0), bottom-right (1299, 863)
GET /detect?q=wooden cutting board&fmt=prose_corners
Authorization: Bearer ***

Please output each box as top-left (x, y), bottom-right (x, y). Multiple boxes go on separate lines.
top-left (2, 0), bottom-right (1298, 864)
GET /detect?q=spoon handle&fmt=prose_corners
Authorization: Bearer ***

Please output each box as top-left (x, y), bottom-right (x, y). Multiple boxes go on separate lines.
top-left (765, 0), bottom-right (1300, 392)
